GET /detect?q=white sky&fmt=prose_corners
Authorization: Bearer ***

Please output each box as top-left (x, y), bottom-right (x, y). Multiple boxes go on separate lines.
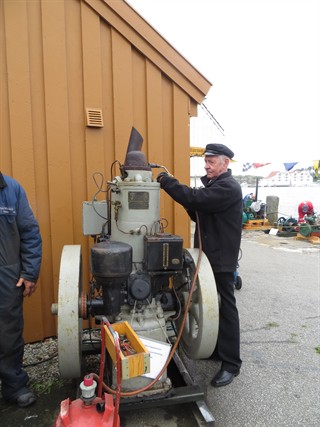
top-left (126, 0), bottom-right (320, 163)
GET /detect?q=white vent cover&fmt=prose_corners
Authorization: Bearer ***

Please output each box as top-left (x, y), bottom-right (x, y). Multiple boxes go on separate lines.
top-left (86, 108), bottom-right (104, 127)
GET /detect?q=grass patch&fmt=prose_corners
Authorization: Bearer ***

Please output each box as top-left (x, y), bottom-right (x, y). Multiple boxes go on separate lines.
top-left (315, 346), bottom-right (320, 354)
top-left (266, 321), bottom-right (279, 328)
top-left (31, 378), bottom-right (66, 395)
top-left (289, 333), bottom-right (298, 343)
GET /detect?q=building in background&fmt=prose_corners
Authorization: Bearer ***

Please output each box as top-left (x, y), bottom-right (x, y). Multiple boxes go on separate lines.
top-left (0, 0), bottom-right (211, 342)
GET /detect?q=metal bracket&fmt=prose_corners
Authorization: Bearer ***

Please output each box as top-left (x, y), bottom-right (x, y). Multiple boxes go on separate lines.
top-left (173, 351), bottom-right (215, 426)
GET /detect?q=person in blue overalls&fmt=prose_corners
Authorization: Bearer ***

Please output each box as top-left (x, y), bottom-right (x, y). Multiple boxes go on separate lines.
top-left (0, 172), bottom-right (42, 407)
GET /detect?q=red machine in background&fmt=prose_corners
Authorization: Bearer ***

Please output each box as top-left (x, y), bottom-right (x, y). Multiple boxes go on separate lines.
top-left (297, 200), bottom-right (320, 237)
top-left (298, 200), bottom-right (314, 223)
top-left (277, 200), bottom-right (320, 237)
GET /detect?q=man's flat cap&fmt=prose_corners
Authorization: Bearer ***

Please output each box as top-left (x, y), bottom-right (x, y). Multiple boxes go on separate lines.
top-left (204, 143), bottom-right (234, 159)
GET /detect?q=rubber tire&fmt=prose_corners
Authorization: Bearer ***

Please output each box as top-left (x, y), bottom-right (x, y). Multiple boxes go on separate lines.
top-left (235, 275), bottom-right (242, 290)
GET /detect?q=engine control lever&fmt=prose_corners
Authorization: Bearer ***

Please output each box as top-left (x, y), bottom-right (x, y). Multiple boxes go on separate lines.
top-left (148, 163), bottom-right (173, 176)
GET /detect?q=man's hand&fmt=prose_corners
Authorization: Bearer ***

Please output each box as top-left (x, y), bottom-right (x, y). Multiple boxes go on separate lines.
top-left (157, 172), bottom-right (169, 182)
top-left (16, 278), bottom-right (37, 297)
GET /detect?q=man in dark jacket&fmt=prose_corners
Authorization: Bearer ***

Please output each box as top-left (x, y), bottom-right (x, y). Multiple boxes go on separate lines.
top-left (0, 172), bottom-right (42, 407)
top-left (157, 143), bottom-right (242, 387)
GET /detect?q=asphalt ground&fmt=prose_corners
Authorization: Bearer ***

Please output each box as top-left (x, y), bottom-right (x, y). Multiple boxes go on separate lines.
top-left (183, 231), bottom-right (320, 427)
top-left (0, 231), bottom-right (319, 426)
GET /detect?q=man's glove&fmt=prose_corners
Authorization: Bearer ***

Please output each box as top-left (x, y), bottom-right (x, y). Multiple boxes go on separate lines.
top-left (157, 172), bottom-right (169, 182)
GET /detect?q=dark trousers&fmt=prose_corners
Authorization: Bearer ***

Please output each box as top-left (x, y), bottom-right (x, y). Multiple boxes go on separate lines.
top-left (214, 271), bottom-right (242, 373)
top-left (0, 264), bottom-right (29, 400)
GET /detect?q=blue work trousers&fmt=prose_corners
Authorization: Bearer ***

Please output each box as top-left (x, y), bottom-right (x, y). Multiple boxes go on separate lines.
top-left (0, 264), bottom-right (29, 400)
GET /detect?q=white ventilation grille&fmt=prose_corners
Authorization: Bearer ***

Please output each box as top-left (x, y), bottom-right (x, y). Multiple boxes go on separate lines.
top-left (86, 108), bottom-right (104, 127)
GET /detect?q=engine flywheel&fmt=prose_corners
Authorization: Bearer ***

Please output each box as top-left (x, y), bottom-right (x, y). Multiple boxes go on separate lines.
top-left (173, 248), bottom-right (219, 359)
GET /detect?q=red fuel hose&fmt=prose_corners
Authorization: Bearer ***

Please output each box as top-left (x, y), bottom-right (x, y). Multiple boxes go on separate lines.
top-left (98, 318), bottom-right (121, 427)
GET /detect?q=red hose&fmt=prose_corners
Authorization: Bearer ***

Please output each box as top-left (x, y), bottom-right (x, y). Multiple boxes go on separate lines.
top-left (98, 319), bottom-right (121, 427)
top-left (97, 323), bottom-right (105, 398)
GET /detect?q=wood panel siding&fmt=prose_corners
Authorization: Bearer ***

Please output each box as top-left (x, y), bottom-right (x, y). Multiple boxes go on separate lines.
top-left (0, 0), bottom-right (211, 342)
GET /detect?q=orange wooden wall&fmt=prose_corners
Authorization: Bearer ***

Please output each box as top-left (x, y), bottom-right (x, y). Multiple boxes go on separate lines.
top-left (0, 0), bottom-right (211, 342)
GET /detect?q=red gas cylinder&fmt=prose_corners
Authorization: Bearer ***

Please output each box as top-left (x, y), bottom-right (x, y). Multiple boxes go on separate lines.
top-left (54, 375), bottom-right (120, 427)
top-left (298, 201), bottom-right (314, 223)
top-left (54, 393), bottom-right (120, 427)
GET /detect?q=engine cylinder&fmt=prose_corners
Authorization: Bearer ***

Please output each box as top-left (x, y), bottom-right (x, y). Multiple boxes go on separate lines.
top-left (110, 180), bottom-right (160, 263)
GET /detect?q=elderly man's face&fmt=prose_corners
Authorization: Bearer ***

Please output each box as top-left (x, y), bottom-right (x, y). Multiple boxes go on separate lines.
top-left (204, 155), bottom-right (229, 179)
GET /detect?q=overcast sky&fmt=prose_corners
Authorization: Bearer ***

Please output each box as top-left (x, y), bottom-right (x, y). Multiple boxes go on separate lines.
top-left (126, 0), bottom-right (320, 163)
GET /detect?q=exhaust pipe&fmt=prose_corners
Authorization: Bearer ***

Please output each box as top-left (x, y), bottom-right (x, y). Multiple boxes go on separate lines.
top-left (121, 127), bottom-right (151, 177)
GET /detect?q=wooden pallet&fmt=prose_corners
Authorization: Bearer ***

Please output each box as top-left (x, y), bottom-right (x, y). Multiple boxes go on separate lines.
top-left (295, 233), bottom-right (320, 244)
top-left (243, 219), bottom-right (271, 230)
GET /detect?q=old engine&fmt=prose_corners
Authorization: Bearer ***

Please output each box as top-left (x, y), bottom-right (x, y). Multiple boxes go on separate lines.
top-left (297, 200), bottom-right (320, 237)
top-left (52, 128), bottom-right (219, 396)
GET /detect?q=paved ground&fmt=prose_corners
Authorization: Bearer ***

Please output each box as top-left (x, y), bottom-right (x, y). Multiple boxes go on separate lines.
top-left (1, 231), bottom-right (319, 426)
top-left (183, 231), bottom-right (320, 427)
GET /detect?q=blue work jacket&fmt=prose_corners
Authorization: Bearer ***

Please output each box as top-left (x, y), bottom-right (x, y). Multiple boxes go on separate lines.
top-left (0, 172), bottom-right (42, 282)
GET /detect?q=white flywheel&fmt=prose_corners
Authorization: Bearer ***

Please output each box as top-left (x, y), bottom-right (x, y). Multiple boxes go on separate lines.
top-left (173, 248), bottom-right (219, 359)
top-left (57, 244), bottom-right (83, 378)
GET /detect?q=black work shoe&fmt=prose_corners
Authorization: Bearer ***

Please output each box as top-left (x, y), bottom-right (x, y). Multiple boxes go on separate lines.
top-left (16, 390), bottom-right (36, 408)
top-left (211, 369), bottom-right (240, 387)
